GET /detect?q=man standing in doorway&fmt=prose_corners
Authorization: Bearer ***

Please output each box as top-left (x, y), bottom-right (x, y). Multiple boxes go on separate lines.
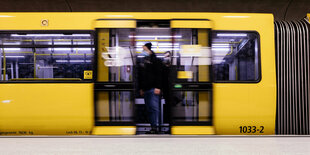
top-left (138, 42), bottom-right (162, 134)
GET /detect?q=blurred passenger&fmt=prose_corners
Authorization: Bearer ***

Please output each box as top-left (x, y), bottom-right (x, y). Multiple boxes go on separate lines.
top-left (162, 51), bottom-right (172, 132)
top-left (138, 42), bottom-right (162, 134)
top-left (161, 51), bottom-right (182, 133)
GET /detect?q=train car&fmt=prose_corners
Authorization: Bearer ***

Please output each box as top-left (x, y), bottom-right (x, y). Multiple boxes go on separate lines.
top-left (0, 12), bottom-right (308, 135)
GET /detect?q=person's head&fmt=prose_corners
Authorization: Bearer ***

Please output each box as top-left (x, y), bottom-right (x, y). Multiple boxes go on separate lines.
top-left (142, 42), bottom-right (153, 56)
top-left (143, 42), bottom-right (152, 51)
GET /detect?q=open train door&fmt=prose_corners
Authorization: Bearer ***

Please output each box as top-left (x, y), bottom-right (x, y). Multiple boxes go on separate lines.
top-left (92, 19), bottom-right (137, 135)
top-left (169, 19), bottom-right (214, 134)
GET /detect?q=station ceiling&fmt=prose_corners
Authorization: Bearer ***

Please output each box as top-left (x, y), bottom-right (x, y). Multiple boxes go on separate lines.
top-left (0, 0), bottom-right (308, 21)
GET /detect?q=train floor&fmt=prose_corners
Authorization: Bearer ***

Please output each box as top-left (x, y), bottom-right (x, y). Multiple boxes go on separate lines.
top-left (1, 136), bottom-right (310, 154)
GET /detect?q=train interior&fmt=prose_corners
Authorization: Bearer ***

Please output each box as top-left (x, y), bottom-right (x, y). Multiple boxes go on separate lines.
top-left (0, 33), bottom-right (94, 81)
top-left (0, 19), bottom-right (260, 135)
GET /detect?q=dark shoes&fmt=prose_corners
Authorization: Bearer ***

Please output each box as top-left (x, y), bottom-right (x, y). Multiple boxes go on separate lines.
top-left (145, 128), bottom-right (160, 134)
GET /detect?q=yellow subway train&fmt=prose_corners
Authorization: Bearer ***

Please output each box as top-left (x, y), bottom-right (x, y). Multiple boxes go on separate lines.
top-left (0, 12), bottom-right (308, 135)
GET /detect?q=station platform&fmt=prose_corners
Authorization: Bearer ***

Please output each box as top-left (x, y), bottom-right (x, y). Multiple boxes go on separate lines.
top-left (0, 135), bottom-right (310, 154)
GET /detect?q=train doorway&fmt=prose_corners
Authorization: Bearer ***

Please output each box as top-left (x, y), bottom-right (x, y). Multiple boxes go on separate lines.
top-left (169, 20), bottom-right (213, 134)
top-left (94, 19), bottom-right (213, 135)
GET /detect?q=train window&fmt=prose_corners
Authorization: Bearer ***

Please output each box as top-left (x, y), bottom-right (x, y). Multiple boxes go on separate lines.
top-left (211, 31), bottom-right (260, 82)
top-left (0, 32), bottom-right (94, 81)
top-left (105, 29), bottom-right (134, 82)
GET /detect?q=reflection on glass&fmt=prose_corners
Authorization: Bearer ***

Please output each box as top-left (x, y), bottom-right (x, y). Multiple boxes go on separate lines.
top-left (171, 91), bottom-right (211, 122)
top-left (104, 29), bottom-right (135, 82)
top-left (171, 29), bottom-right (211, 82)
top-left (0, 33), bottom-right (94, 81)
top-left (96, 91), bottom-right (134, 122)
top-left (212, 31), bottom-right (260, 81)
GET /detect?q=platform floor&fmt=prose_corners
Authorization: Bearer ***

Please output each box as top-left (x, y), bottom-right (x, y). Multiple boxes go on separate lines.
top-left (1, 136), bottom-right (310, 155)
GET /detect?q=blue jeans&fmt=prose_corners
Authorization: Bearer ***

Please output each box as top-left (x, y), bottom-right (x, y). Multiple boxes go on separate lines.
top-left (144, 88), bottom-right (160, 128)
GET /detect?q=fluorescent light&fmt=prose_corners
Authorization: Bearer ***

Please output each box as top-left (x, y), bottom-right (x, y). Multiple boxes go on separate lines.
top-left (75, 42), bottom-right (92, 45)
top-left (70, 60), bottom-right (88, 63)
top-left (212, 48), bottom-right (230, 51)
top-left (158, 43), bottom-right (180, 46)
top-left (129, 35), bottom-right (182, 38)
top-left (212, 44), bottom-right (230, 48)
top-left (11, 34), bottom-right (91, 37)
top-left (53, 42), bottom-right (72, 45)
top-left (179, 54), bottom-right (201, 57)
top-left (136, 42), bottom-right (180, 46)
top-left (135, 45), bottom-right (179, 48)
top-left (48, 48), bottom-right (93, 51)
top-left (136, 48), bottom-right (180, 51)
top-left (56, 60), bottom-right (68, 63)
top-left (72, 34), bottom-right (91, 37)
top-left (1, 56), bottom-right (25, 58)
top-left (217, 33), bottom-right (247, 37)
top-left (3, 48), bottom-right (21, 51)
top-left (3, 42), bottom-right (21, 45)
top-left (56, 60), bottom-right (92, 63)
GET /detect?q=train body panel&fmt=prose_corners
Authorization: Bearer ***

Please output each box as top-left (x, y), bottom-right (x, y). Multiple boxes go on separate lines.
top-left (0, 84), bottom-right (93, 135)
top-left (0, 12), bottom-right (280, 135)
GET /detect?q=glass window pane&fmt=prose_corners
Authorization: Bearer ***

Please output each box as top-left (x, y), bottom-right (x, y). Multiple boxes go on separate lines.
top-left (171, 29), bottom-right (211, 82)
top-left (96, 91), bottom-right (134, 122)
top-left (212, 31), bottom-right (260, 82)
top-left (171, 91), bottom-right (212, 122)
top-left (0, 32), bottom-right (94, 81)
top-left (1, 48), bottom-right (34, 80)
top-left (100, 29), bottom-right (134, 82)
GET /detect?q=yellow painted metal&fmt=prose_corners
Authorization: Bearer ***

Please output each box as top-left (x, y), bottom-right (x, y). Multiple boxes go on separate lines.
top-left (171, 20), bottom-right (212, 28)
top-left (92, 126), bottom-right (136, 135)
top-left (198, 29), bottom-right (210, 122)
top-left (94, 20), bottom-right (136, 28)
top-left (0, 12), bottom-right (277, 135)
top-left (198, 29), bottom-right (209, 82)
top-left (308, 14), bottom-right (310, 21)
top-left (120, 39), bottom-right (190, 42)
top-left (0, 84), bottom-right (94, 135)
top-left (96, 91), bottom-right (110, 121)
top-left (177, 71), bottom-right (193, 79)
top-left (96, 29), bottom-right (110, 121)
top-left (0, 12), bottom-right (273, 30)
top-left (172, 126), bottom-right (215, 135)
top-left (212, 15), bottom-right (276, 135)
top-left (97, 29), bottom-right (109, 82)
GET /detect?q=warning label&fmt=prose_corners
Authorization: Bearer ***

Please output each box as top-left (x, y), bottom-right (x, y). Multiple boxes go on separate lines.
top-left (84, 70), bottom-right (93, 79)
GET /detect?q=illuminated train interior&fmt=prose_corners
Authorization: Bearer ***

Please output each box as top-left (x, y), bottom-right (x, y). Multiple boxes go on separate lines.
top-left (0, 33), bottom-right (94, 81)
top-left (93, 20), bottom-right (260, 134)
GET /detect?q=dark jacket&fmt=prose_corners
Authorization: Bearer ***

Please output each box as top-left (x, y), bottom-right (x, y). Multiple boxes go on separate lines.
top-left (138, 52), bottom-right (162, 91)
